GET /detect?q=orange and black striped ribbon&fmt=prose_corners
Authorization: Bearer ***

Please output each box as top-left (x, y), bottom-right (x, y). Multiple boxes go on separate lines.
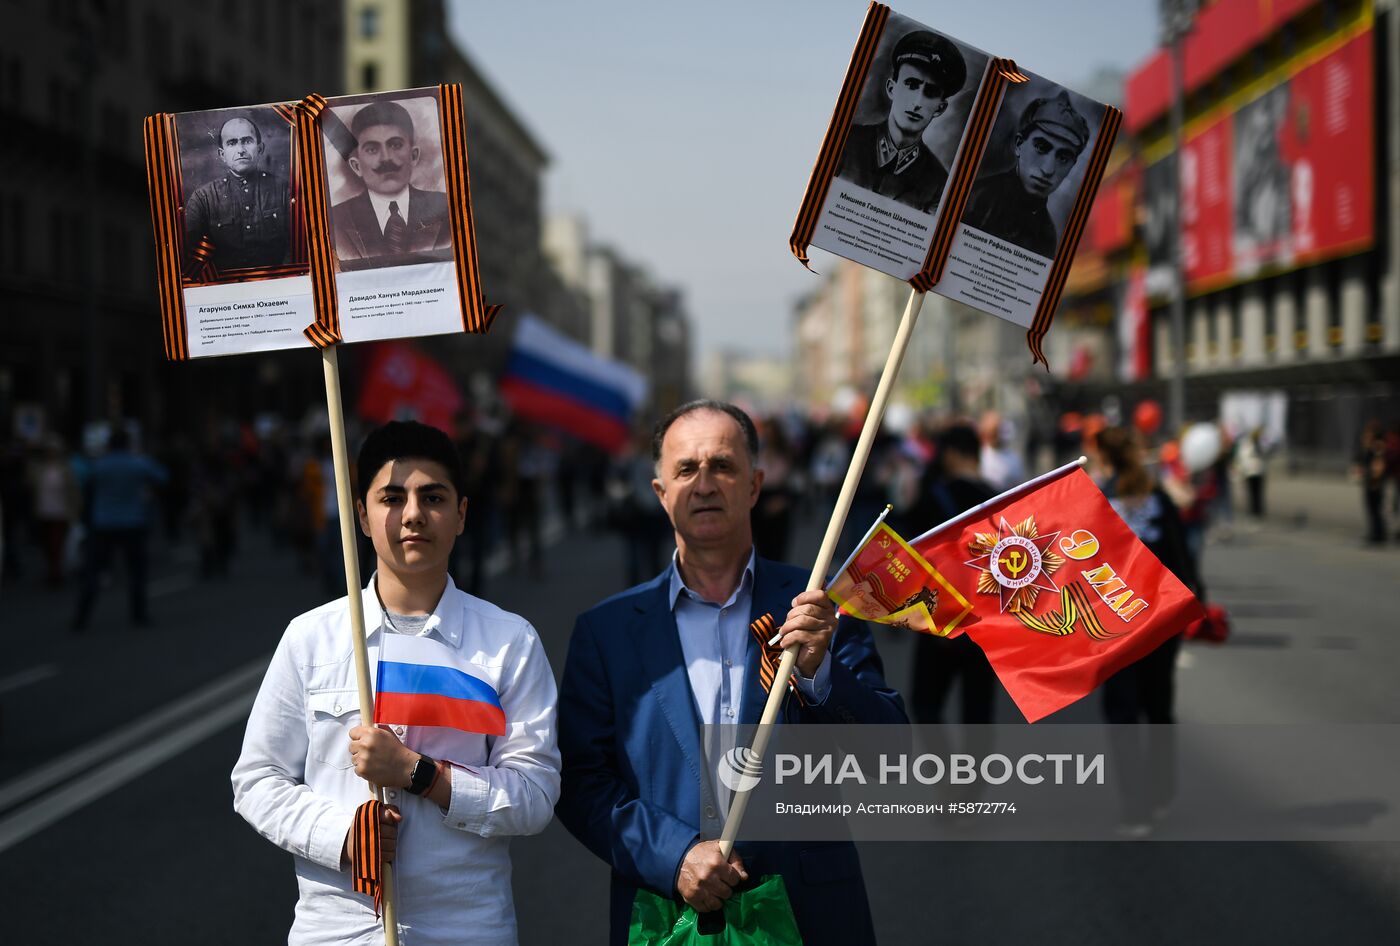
top-left (910, 59), bottom-right (1029, 293)
top-left (437, 84), bottom-right (502, 335)
top-left (350, 799), bottom-right (385, 917)
top-left (749, 613), bottom-right (808, 708)
top-left (295, 93), bottom-right (342, 348)
top-left (788, 1), bottom-right (891, 272)
top-left (184, 235), bottom-right (218, 282)
top-left (271, 102), bottom-right (309, 266)
top-left (1025, 105), bottom-right (1122, 367)
top-left (143, 113), bottom-right (190, 361)
top-left (1013, 582), bottom-right (1120, 641)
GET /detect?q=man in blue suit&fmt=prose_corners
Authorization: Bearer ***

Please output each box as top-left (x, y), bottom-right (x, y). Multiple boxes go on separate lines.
top-left (557, 400), bottom-right (906, 945)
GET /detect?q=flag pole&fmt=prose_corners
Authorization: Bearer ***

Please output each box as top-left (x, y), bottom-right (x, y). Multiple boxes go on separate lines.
top-left (719, 287), bottom-right (927, 857)
top-left (322, 345), bottom-right (401, 946)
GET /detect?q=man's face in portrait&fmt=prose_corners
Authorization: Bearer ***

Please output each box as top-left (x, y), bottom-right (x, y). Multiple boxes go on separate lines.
top-left (348, 121), bottom-right (419, 196)
top-left (885, 63), bottom-right (948, 140)
top-left (1013, 125), bottom-right (1081, 198)
top-left (217, 118), bottom-right (263, 178)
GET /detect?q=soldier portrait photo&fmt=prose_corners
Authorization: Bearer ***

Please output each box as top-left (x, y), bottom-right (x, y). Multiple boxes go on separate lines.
top-left (324, 93), bottom-right (454, 272)
top-left (177, 106), bottom-right (297, 281)
top-left (835, 17), bottom-right (987, 215)
top-left (962, 78), bottom-right (1100, 259)
top-left (1233, 82), bottom-right (1293, 266)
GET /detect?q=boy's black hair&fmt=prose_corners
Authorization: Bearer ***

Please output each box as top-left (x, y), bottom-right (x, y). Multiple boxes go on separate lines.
top-left (355, 420), bottom-right (465, 503)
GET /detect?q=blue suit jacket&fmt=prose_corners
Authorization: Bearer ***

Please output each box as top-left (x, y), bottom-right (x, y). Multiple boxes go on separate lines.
top-left (557, 557), bottom-right (907, 945)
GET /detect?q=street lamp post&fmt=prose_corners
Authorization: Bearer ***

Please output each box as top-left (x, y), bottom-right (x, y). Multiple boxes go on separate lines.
top-left (1160, 0), bottom-right (1196, 432)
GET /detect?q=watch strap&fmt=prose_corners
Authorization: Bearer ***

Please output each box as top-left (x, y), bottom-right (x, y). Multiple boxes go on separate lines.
top-left (406, 753), bottom-right (437, 795)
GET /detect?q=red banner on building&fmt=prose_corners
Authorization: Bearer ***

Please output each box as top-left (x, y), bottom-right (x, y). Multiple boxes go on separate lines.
top-left (1144, 29), bottom-right (1374, 295)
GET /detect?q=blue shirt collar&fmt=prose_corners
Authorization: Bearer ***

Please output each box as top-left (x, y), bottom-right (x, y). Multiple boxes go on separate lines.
top-left (668, 548), bottom-right (757, 610)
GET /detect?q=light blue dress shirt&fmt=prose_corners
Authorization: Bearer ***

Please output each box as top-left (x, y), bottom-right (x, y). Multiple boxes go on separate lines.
top-left (669, 549), bottom-right (831, 815)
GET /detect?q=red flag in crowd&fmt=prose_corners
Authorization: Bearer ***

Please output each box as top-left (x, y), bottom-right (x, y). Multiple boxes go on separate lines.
top-left (356, 341), bottom-right (464, 433)
top-left (828, 462), bottom-right (1203, 722)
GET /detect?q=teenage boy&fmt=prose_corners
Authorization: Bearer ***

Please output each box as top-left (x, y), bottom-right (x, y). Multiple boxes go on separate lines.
top-left (233, 420), bottom-right (559, 945)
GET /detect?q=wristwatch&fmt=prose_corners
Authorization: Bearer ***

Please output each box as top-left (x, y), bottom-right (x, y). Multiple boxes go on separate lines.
top-left (406, 753), bottom-right (437, 795)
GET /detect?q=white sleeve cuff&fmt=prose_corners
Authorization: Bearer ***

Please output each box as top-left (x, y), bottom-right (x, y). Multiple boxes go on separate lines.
top-left (443, 763), bottom-right (490, 833)
top-left (308, 801), bottom-right (358, 871)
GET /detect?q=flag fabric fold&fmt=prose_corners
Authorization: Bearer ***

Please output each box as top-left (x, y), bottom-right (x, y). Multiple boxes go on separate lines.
top-left (499, 314), bottom-right (647, 453)
top-left (827, 461), bottom-right (1203, 722)
top-left (374, 633), bottom-right (506, 737)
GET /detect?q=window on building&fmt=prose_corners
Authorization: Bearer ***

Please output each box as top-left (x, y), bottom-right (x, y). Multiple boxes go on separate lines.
top-left (1291, 268), bottom-right (1307, 351)
top-left (1325, 260), bottom-right (1342, 348)
top-left (1363, 253), bottom-right (1381, 348)
top-left (5, 58), bottom-right (23, 108)
top-left (50, 207), bottom-right (66, 278)
top-left (1263, 276), bottom-right (1278, 358)
top-left (10, 197), bottom-right (25, 273)
top-left (361, 61), bottom-right (378, 90)
top-left (223, 59), bottom-right (241, 100)
top-left (1228, 287), bottom-right (1242, 359)
top-left (145, 13), bottom-right (169, 75)
top-left (103, 224), bottom-right (130, 290)
top-left (360, 6), bottom-right (380, 39)
top-left (105, 0), bottom-right (130, 59)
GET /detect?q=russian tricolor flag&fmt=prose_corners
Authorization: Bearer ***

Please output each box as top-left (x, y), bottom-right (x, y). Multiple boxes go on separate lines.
top-left (498, 314), bottom-right (647, 453)
top-left (374, 634), bottom-right (506, 737)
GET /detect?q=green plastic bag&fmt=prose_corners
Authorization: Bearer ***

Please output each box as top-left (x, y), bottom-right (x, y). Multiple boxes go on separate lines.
top-left (628, 875), bottom-right (803, 945)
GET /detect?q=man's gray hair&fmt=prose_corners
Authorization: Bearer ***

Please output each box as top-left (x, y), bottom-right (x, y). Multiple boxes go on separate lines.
top-left (651, 399), bottom-right (759, 467)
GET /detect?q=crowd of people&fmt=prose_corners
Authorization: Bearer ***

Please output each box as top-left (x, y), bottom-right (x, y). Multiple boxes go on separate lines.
top-left (0, 408), bottom-right (616, 626)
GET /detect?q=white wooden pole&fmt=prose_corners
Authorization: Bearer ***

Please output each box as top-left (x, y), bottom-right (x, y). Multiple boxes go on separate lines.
top-left (719, 288), bottom-right (927, 857)
top-left (321, 345), bottom-right (400, 946)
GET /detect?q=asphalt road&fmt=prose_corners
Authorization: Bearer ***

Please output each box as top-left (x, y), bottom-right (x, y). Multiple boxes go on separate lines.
top-left (1, 504), bottom-right (1398, 944)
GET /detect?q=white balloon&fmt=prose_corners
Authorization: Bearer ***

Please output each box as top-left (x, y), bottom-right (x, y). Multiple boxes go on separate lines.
top-left (1181, 423), bottom-right (1222, 473)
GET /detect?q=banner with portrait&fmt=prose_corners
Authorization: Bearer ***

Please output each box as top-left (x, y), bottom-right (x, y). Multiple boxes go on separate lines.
top-left (1142, 26), bottom-right (1374, 297)
top-left (144, 102), bottom-right (314, 360)
top-left (296, 85), bottom-right (498, 348)
top-left (144, 85), bottom-right (498, 361)
top-left (790, 2), bottom-right (1121, 365)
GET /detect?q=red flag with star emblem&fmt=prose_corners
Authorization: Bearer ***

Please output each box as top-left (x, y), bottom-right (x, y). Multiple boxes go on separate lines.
top-left (902, 460), bottom-right (1203, 722)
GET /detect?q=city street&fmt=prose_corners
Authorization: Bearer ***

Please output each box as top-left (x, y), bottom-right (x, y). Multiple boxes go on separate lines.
top-left (1, 486), bottom-right (1398, 944)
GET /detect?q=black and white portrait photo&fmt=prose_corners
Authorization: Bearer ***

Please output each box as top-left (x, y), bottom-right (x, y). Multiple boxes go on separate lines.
top-left (835, 15), bottom-right (988, 215)
top-left (323, 92), bottom-right (453, 271)
top-left (1142, 152), bottom-right (1178, 296)
top-left (176, 106), bottom-right (296, 280)
top-left (1233, 82), bottom-right (1292, 263)
top-left (961, 78), bottom-right (1101, 260)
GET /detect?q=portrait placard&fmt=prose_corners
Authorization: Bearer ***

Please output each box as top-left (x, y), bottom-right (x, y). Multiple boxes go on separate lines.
top-left (297, 85), bottom-right (498, 349)
top-left (936, 75), bottom-right (1114, 337)
top-left (145, 103), bottom-right (315, 360)
top-left (791, 2), bottom-right (1121, 364)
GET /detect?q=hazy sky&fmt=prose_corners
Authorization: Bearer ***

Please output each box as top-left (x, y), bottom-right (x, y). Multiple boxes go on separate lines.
top-left (446, 1), bottom-right (1159, 359)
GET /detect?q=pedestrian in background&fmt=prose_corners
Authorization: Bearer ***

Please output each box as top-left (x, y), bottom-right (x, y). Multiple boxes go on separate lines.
top-left (906, 423), bottom-right (1000, 727)
top-left (1095, 426), bottom-right (1202, 837)
top-left (70, 427), bottom-right (168, 630)
top-left (752, 415), bottom-right (797, 562)
top-left (1235, 427), bottom-right (1268, 519)
top-left (1354, 419), bottom-right (1388, 545)
top-left (30, 436), bottom-right (80, 587)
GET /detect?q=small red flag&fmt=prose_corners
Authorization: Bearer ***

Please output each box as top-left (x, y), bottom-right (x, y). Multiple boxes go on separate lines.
top-left (828, 462), bottom-right (1203, 722)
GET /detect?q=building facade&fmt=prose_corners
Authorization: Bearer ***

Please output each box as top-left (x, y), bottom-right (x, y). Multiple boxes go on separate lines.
top-left (544, 214), bottom-right (694, 418)
top-left (1060, 0), bottom-right (1398, 470)
top-left (0, 1), bottom-right (343, 444)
